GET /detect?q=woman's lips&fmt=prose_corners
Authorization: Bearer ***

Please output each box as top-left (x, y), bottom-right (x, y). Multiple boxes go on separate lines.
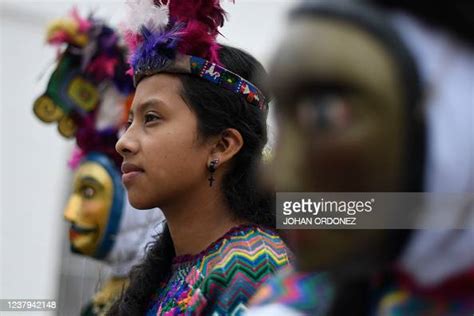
top-left (121, 162), bottom-right (144, 185)
top-left (122, 171), bottom-right (143, 185)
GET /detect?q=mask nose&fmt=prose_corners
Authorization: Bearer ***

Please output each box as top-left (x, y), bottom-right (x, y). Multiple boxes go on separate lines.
top-left (273, 120), bottom-right (307, 191)
top-left (63, 195), bottom-right (81, 222)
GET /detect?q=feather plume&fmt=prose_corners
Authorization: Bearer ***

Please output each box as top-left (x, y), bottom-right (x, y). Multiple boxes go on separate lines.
top-left (168, 0), bottom-right (227, 34)
top-left (130, 23), bottom-right (183, 73)
top-left (168, 0), bottom-right (229, 62)
top-left (177, 20), bottom-right (221, 62)
top-left (126, 0), bottom-right (234, 75)
top-left (125, 0), bottom-right (170, 34)
top-left (68, 146), bottom-right (85, 170)
top-left (70, 7), bottom-right (92, 33)
top-left (87, 55), bottom-right (119, 82)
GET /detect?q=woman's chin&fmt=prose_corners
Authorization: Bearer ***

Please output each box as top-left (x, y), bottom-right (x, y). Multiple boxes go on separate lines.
top-left (127, 193), bottom-right (156, 210)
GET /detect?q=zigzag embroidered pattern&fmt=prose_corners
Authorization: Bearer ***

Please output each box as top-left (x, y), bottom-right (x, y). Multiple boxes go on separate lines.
top-left (146, 225), bottom-right (291, 315)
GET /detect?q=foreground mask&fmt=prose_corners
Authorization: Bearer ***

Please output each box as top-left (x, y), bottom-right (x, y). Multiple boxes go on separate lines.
top-left (270, 1), bottom-right (424, 274)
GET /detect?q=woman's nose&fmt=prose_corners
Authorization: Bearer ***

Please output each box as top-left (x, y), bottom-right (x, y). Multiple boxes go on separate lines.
top-left (116, 128), bottom-right (138, 157)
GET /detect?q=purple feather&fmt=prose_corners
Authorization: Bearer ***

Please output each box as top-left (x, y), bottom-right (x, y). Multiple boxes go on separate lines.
top-left (130, 22), bottom-right (184, 74)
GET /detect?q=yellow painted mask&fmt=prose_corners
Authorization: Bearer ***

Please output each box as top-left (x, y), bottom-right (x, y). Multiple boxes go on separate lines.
top-left (64, 153), bottom-right (125, 258)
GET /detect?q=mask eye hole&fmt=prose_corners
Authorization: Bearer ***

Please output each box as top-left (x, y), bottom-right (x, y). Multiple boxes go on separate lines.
top-left (296, 94), bottom-right (352, 132)
top-left (80, 186), bottom-right (96, 199)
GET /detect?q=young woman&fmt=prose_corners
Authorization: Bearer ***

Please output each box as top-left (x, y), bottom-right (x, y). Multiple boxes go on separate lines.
top-left (108, 1), bottom-right (291, 315)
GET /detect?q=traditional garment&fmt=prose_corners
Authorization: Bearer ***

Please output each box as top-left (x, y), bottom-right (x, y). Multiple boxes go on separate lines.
top-left (375, 269), bottom-right (474, 316)
top-left (248, 266), bottom-right (333, 316)
top-left (146, 225), bottom-right (291, 315)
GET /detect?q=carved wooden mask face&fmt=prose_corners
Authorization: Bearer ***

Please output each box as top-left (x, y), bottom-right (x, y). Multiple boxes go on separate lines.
top-left (270, 16), bottom-right (413, 272)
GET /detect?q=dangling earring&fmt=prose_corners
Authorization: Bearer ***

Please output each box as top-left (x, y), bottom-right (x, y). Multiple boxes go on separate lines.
top-left (208, 159), bottom-right (219, 187)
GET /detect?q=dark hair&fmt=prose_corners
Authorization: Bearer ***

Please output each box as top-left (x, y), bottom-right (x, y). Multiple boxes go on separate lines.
top-left (367, 0), bottom-right (474, 46)
top-left (107, 45), bottom-right (273, 315)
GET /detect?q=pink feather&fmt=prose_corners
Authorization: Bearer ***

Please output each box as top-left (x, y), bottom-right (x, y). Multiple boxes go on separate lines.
top-left (70, 7), bottom-right (92, 33)
top-left (87, 55), bottom-right (119, 80)
top-left (126, 68), bottom-right (134, 77)
top-left (68, 147), bottom-right (85, 170)
top-left (47, 31), bottom-right (69, 45)
top-left (122, 29), bottom-right (143, 72)
top-left (168, 0), bottom-right (227, 32)
top-left (126, 0), bottom-right (234, 70)
top-left (123, 30), bottom-right (142, 55)
top-left (177, 20), bottom-right (221, 63)
top-left (165, 0), bottom-right (230, 63)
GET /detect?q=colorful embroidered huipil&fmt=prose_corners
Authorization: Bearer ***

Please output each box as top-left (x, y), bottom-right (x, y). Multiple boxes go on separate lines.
top-left (248, 266), bottom-right (334, 316)
top-left (145, 225), bottom-right (291, 315)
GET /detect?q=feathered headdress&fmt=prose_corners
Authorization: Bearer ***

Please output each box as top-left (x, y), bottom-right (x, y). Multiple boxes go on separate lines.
top-left (122, 0), bottom-right (266, 110)
top-left (33, 9), bottom-right (134, 168)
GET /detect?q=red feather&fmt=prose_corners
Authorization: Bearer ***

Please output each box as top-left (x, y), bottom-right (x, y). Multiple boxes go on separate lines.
top-left (156, 0), bottom-right (230, 62)
top-left (177, 20), bottom-right (221, 62)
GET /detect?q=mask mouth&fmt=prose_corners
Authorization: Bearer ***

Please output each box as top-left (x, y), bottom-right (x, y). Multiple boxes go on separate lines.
top-left (69, 222), bottom-right (98, 237)
top-left (68, 223), bottom-right (99, 255)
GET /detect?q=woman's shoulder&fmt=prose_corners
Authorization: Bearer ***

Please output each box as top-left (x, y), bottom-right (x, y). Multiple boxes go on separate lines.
top-left (201, 224), bottom-right (291, 273)
top-left (196, 225), bottom-right (292, 314)
top-left (224, 224), bottom-right (290, 267)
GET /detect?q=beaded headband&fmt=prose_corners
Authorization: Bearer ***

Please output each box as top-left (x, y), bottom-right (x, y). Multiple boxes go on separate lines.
top-left (123, 0), bottom-right (267, 111)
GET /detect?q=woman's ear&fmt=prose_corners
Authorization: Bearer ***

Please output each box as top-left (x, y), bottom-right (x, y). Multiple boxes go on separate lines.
top-left (209, 128), bottom-right (244, 165)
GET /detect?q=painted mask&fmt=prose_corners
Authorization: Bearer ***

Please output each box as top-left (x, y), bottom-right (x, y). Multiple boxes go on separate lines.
top-left (270, 2), bottom-right (424, 273)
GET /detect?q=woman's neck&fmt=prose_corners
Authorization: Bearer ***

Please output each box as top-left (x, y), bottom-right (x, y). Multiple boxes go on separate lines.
top-left (162, 186), bottom-right (245, 256)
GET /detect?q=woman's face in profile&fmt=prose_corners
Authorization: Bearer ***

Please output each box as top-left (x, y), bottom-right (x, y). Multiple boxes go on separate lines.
top-left (116, 74), bottom-right (212, 210)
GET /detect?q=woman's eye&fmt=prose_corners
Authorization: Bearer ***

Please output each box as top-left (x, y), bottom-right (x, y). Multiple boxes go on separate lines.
top-left (123, 118), bottom-right (132, 130)
top-left (144, 113), bottom-right (160, 124)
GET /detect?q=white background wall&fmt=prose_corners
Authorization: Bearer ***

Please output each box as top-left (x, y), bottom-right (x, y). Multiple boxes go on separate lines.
top-left (0, 1), bottom-right (295, 315)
